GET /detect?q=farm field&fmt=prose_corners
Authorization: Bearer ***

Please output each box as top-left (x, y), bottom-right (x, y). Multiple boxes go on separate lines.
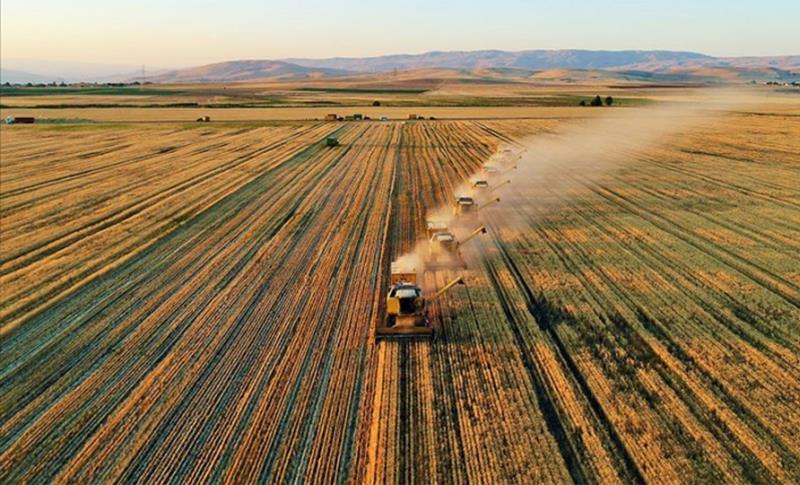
top-left (0, 105), bottom-right (596, 123)
top-left (2, 82), bottom-right (797, 122)
top-left (1, 97), bottom-right (800, 482)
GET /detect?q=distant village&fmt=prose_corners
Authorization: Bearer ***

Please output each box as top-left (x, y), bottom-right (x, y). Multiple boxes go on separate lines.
top-left (758, 80), bottom-right (800, 87)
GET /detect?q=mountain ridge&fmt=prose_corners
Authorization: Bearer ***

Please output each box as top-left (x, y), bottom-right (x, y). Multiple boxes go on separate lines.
top-left (152, 50), bottom-right (800, 83)
top-left (282, 49), bottom-right (714, 72)
top-left (4, 50), bottom-right (799, 84)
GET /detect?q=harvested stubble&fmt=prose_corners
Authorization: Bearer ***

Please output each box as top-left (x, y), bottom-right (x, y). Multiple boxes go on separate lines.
top-left (1, 112), bottom-right (799, 483)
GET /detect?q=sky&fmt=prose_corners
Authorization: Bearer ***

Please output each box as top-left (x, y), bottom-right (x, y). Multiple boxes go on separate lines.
top-left (2, 0), bottom-right (798, 69)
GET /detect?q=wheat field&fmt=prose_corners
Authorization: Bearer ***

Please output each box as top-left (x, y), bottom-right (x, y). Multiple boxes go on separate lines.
top-left (1, 99), bottom-right (799, 482)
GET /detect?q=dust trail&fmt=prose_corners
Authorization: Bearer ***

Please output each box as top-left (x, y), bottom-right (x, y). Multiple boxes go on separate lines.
top-left (394, 90), bottom-right (749, 280)
top-left (476, 90), bottom-right (747, 234)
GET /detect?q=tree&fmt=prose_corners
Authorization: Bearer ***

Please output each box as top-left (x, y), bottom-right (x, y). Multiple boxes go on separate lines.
top-left (590, 95), bottom-right (603, 106)
top-left (372, 100), bottom-right (381, 106)
top-left (605, 96), bottom-right (614, 106)
top-left (579, 100), bottom-right (587, 106)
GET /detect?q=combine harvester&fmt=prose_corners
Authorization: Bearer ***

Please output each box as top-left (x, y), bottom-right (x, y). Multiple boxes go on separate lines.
top-left (454, 196), bottom-right (500, 218)
top-left (453, 195), bottom-right (499, 218)
top-left (375, 163), bottom-right (509, 341)
top-left (426, 224), bottom-right (487, 270)
top-left (376, 263), bottom-right (464, 339)
top-left (453, 195), bottom-right (477, 217)
top-left (472, 178), bottom-right (511, 196)
top-left (482, 162), bottom-right (517, 179)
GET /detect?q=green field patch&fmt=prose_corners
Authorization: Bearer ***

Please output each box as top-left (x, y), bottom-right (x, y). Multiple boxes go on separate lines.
top-left (298, 87), bottom-right (429, 94)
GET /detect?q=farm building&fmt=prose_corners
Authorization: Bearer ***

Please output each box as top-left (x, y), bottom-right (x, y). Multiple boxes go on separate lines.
top-left (6, 116), bottom-right (35, 124)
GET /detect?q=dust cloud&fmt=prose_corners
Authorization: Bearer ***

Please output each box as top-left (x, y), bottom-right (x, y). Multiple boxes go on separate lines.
top-left (394, 90), bottom-right (748, 280)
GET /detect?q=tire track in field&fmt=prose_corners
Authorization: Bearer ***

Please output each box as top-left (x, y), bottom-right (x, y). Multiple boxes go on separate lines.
top-left (586, 181), bottom-right (800, 309)
top-left (512, 201), bottom-right (791, 481)
top-left (487, 233), bottom-right (646, 484)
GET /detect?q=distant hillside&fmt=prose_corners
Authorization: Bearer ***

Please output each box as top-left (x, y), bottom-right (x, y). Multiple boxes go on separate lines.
top-left (147, 60), bottom-right (352, 83)
top-left (138, 50), bottom-right (800, 84)
top-left (283, 50), bottom-right (714, 72)
top-left (614, 55), bottom-right (800, 81)
top-left (1, 68), bottom-right (64, 84)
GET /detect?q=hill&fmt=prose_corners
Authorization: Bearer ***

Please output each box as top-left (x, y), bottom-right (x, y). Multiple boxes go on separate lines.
top-left (283, 49), bottom-right (714, 72)
top-left (143, 50), bottom-right (800, 84)
top-left (0, 68), bottom-right (64, 84)
top-left (146, 60), bottom-right (352, 83)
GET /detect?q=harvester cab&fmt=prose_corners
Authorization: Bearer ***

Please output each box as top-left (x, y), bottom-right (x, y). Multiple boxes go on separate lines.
top-left (431, 231), bottom-right (456, 252)
top-left (431, 223), bottom-right (489, 265)
top-left (376, 263), bottom-right (465, 340)
top-left (483, 165), bottom-right (500, 176)
top-left (453, 196), bottom-right (476, 217)
top-left (426, 220), bottom-right (449, 239)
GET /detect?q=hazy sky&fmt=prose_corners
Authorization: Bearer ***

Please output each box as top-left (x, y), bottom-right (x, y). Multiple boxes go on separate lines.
top-left (2, 0), bottom-right (797, 68)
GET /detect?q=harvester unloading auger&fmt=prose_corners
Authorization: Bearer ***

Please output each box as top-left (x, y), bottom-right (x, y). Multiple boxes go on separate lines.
top-left (376, 264), bottom-right (464, 339)
top-left (488, 179), bottom-right (511, 195)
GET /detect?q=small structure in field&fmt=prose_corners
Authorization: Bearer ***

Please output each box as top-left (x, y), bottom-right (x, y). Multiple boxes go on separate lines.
top-left (326, 137), bottom-right (340, 147)
top-left (196, 116), bottom-right (211, 122)
top-left (7, 116), bottom-right (35, 124)
top-left (408, 114), bottom-right (418, 120)
top-left (324, 113), bottom-right (338, 121)
top-left (353, 114), bottom-right (363, 121)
